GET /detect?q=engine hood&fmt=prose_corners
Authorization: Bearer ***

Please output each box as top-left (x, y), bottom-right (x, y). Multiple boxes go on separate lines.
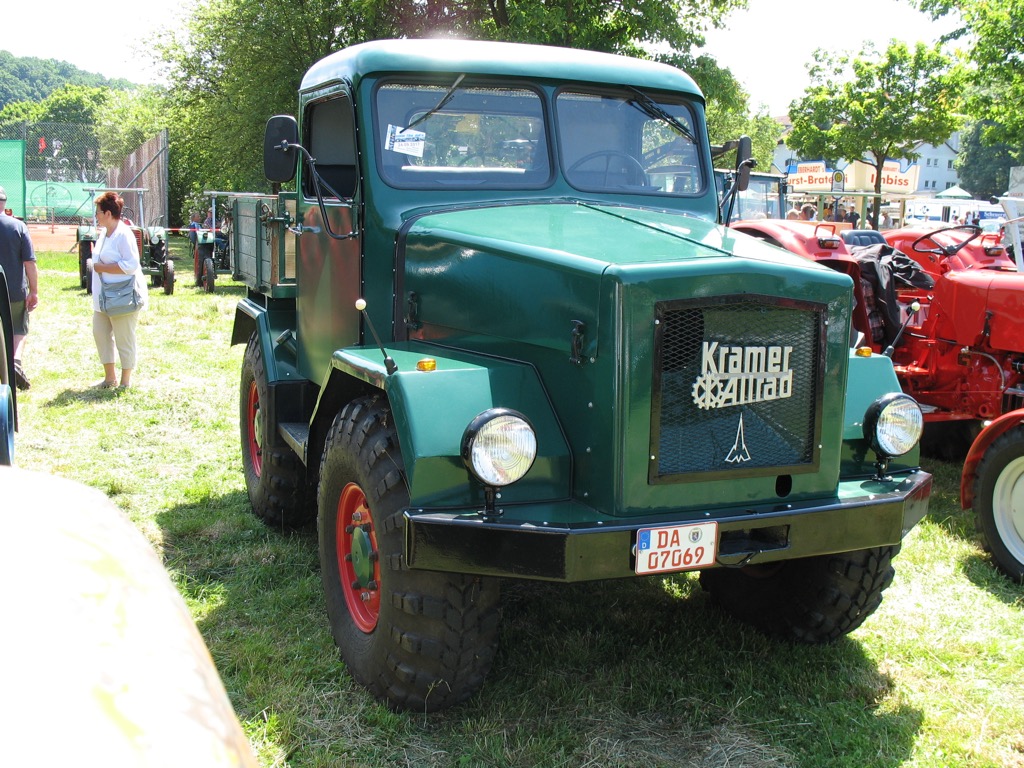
top-left (400, 200), bottom-right (853, 358)
top-left (402, 200), bottom-right (820, 272)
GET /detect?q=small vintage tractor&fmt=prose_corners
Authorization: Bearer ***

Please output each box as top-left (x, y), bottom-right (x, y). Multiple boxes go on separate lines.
top-left (190, 193), bottom-right (235, 293)
top-left (735, 201), bottom-right (1024, 579)
top-left (76, 187), bottom-right (175, 295)
top-left (227, 39), bottom-right (932, 712)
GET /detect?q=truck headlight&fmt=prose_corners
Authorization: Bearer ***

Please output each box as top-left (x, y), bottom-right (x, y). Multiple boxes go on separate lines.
top-left (863, 393), bottom-right (923, 458)
top-left (462, 409), bottom-right (537, 487)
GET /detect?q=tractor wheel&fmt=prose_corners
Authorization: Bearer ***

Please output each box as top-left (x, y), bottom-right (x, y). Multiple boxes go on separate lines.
top-left (163, 259), bottom-right (175, 295)
top-left (973, 427), bottom-right (1024, 581)
top-left (203, 257), bottom-right (216, 293)
top-left (193, 246), bottom-right (202, 287)
top-left (78, 241), bottom-right (92, 291)
top-left (318, 396), bottom-right (500, 712)
top-left (239, 333), bottom-right (311, 528)
top-left (699, 545), bottom-right (899, 642)
top-left (85, 262), bottom-right (93, 295)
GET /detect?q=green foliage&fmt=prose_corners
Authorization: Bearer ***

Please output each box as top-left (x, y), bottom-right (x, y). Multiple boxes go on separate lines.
top-left (657, 52), bottom-right (784, 172)
top-left (956, 120), bottom-right (1018, 200)
top-left (788, 41), bottom-right (962, 227)
top-left (918, 0), bottom-right (1024, 150)
top-left (157, 0), bottom-right (750, 209)
top-left (94, 87), bottom-right (170, 171)
top-left (0, 50), bottom-right (134, 111)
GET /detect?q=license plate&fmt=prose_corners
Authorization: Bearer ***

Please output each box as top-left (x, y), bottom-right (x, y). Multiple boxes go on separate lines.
top-left (634, 521), bottom-right (718, 575)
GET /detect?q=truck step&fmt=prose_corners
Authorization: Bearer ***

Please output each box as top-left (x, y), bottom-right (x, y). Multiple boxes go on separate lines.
top-left (278, 422), bottom-right (309, 463)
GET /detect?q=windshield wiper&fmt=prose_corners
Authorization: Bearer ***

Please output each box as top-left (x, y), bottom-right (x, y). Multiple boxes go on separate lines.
top-left (627, 86), bottom-right (696, 144)
top-left (401, 74), bottom-right (467, 133)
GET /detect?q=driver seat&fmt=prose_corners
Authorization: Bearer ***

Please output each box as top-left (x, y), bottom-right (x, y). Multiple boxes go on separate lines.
top-left (841, 229), bottom-right (887, 249)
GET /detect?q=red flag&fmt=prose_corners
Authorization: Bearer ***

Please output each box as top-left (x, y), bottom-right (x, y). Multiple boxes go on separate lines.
top-left (38, 136), bottom-right (47, 153)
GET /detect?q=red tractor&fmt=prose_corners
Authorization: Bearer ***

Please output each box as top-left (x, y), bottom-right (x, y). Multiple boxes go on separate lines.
top-left (733, 210), bottom-right (1024, 579)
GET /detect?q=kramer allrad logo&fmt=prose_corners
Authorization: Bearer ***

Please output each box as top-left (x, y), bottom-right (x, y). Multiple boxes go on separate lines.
top-left (691, 341), bottom-right (794, 410)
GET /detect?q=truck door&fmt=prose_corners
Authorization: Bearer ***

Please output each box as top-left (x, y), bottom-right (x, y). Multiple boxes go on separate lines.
top-left (296, 92), bottom-right (362, 387)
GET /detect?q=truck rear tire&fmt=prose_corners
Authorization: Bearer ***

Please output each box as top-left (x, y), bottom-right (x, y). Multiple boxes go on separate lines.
top-left (699, 545), bottom-right (898, 642)
top-left (973, 427), bottom-right (1024, 581)
top-left (240, 334), bottom-right (311, 528)
top-left (317, 396), bottom-right (500, 712)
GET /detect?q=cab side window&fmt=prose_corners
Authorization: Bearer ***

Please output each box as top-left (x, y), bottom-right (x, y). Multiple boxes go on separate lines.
top-left (303, 95), bottom-right (357, 199)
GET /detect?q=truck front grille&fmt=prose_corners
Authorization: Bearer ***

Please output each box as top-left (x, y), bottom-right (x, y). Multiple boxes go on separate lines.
top-left (650, 295), bottom-right (825, 482)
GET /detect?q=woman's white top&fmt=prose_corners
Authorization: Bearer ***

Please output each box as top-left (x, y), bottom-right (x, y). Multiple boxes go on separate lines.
top-left (91, 221), bottom-right (149, 313)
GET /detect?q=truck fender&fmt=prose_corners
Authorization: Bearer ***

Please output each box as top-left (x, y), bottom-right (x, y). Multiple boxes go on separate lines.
top-left (318, 345), bottom-right (572, 507)
top-left (231, 299), bottom-right (282, 381)
top-left (962, 410), bottom-right (1024, 509)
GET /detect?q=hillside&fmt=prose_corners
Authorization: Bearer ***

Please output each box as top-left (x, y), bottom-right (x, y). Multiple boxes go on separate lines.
top-left (0, 50), bottom-right (135, 110)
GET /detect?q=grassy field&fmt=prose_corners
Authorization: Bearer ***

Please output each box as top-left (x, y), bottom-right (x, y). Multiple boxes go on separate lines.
top-left (12, 246), bottom-right (1024, 767)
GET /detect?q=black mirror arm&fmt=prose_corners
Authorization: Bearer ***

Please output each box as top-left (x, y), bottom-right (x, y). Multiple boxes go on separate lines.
top-left (276, 141), bottom-right (358, 241)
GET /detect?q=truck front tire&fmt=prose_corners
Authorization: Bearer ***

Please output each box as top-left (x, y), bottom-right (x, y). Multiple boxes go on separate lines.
top-left (240, 334), bottom-right (311, 528)
top-left (699, 545), bottom-right (899, 642)
top-left (318, 396), bottom-right (500, 712)
top-left (973, 427), bottom-right (1024, 581)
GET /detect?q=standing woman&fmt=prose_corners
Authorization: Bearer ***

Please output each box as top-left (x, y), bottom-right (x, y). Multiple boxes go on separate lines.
top-left (90, 191), bottom-right (148, 388)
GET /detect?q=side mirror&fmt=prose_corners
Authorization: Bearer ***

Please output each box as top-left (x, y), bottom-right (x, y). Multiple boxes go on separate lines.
top-left (735, 135), bottom-right (752, 192)
top-left (264, 115), bottom-right (299, 183)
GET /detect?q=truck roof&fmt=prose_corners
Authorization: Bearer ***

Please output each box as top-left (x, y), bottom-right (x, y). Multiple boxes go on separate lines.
top-left (300, 38), bottom-right (704, 101)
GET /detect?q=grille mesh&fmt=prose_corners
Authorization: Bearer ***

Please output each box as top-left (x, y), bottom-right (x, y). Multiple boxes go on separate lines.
top-left (653, 298), bottom-right (822, 479)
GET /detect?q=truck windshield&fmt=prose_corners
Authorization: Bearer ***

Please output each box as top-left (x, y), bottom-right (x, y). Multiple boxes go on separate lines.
top-left (376, 82), bottom-right (550, 188)
top-left (555, 88), bottom-right (704, 196)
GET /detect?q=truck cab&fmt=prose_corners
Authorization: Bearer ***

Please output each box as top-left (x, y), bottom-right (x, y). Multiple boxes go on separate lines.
top-left (229, 39), bottom-right (931, 712)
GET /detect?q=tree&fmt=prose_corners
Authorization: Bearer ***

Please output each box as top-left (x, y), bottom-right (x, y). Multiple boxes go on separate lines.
top-left (787, 41), bottom-right (962, 228)
top-left (658, 52), bottom-right (783, 172)
top-left (917, 0), bottom-right (1024, 148)
top-left (158, 0), bottom-right (749, 213)
top-left (956, 120), bottom-right (1017, 200)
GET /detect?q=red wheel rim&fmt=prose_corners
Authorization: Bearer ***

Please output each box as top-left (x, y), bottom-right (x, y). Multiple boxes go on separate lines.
top-left (337, 483), bottom-right (381, 633)
top-left (246, 380), bottom-right (262, 477)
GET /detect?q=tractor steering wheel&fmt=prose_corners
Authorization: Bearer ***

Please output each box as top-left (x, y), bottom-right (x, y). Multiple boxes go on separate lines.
top-left (568, 150), bottom-right (648, 187)
top-left (910, 224), bottom-right (982, 258)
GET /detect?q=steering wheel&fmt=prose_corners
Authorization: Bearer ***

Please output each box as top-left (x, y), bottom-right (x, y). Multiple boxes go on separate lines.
top-left (910, 224), bottom-right (982, 258)
top-left (568, 150), bottom-right (648, 187)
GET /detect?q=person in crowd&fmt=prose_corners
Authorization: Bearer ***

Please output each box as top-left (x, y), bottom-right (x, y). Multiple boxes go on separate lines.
top-left (0, 186), bottom-right (39, 390)
top-left (89, 191), bottom-right (148, 389)
top-left (785, 206), bottom-right (801, 220)
top-left (187, 212), bottom-right (202, 246)
top-left (846, 206), bottom-right (861, 227)
top-left (799, 203), bottom-right (817, 221)
top-left (835, 204), bottom-right (847, 222)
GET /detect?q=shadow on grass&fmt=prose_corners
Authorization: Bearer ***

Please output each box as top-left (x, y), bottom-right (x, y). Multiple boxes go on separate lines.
top-left (153, 491), bottom-right (924, 767)
top-left (44, 386), bottom-right (134, 406)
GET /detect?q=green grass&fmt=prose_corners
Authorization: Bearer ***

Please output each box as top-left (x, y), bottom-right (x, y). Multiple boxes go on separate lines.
top-left (13, 250), bottom-right (1024, 768)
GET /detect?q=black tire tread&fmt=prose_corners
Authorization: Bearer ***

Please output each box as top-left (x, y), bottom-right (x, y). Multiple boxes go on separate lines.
top-left (319, 396), bottom-right (499, 712)
top-left (973, 427), bottom-right (1024, 581)
top-left (699, 545), bottom-right (899, 643)
top-left (240, 334), bottom-right (311, 528)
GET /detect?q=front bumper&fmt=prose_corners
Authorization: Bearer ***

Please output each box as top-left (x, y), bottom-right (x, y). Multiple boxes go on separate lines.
top-left (404, 470), bottom-right (932, 581)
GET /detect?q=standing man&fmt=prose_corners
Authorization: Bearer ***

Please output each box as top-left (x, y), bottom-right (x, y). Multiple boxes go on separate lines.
top-left (0, 187), bottom-right (39, 390)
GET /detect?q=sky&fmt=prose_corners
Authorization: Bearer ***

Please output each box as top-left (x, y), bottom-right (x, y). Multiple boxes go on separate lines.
top-left (2, 0), bottom-right (958, 111)
top-left (700, 0), bottom-right (961, 116)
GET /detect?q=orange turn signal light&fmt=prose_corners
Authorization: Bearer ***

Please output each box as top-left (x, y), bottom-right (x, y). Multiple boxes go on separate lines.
top-left (855, 347), bottom-right (873, 358)
top-left (416, 358), bottom-right (437, 372)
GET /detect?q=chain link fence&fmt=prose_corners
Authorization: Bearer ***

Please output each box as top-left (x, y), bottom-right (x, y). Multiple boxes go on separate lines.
top-left (0, 122), bottom-right (167, 226)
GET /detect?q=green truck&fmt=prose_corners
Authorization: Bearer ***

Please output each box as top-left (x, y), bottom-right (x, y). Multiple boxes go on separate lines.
top-left (229, 39), bottom-right (932, 712)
